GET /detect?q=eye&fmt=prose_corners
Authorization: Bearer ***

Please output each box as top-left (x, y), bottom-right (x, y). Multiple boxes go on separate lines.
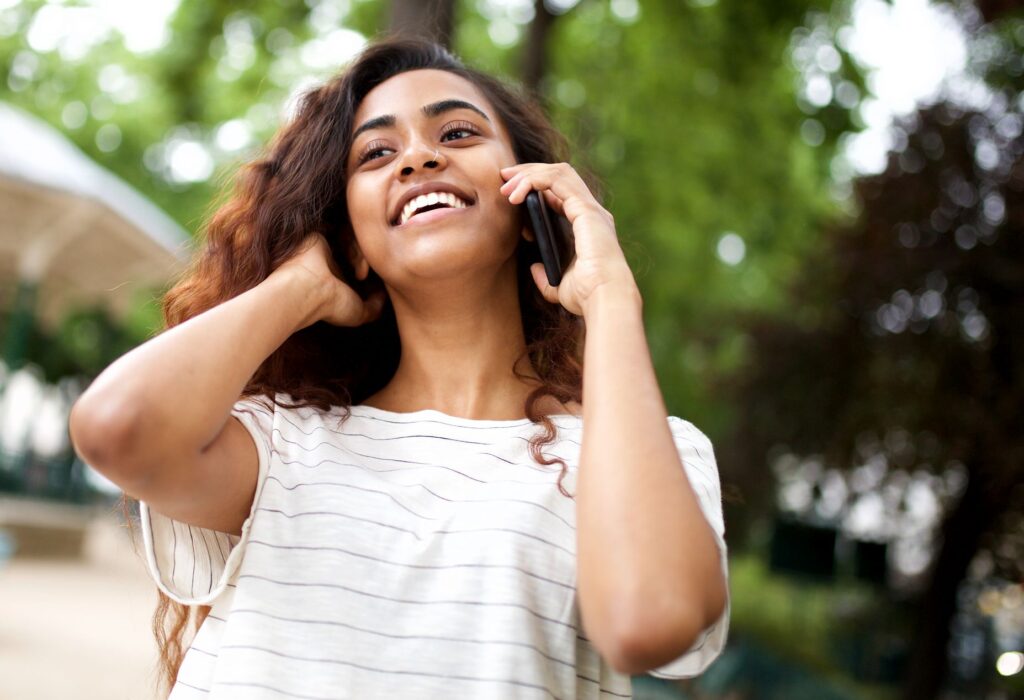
top-left (357, 140), bottom-right (393, 164)
top-left (440, 121), bottom-right (479, 142)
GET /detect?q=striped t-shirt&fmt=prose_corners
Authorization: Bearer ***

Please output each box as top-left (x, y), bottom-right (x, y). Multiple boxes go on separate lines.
top-left (140, 393), bottom-right (730, 699)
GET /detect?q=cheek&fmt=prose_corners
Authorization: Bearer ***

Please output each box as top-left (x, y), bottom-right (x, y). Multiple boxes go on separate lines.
top-left (489, 189), bottom-right (522, 230)
top-left (350, 227), bottom-right (389, 276)
top-left (346, 182), bottom-right (382, 228)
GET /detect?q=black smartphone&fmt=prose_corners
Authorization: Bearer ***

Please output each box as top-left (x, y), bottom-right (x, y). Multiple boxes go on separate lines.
top-left (524, 190), bottom-right (574, 287)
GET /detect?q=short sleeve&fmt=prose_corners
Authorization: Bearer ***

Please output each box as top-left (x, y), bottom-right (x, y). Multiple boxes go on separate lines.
top-left (139, 395), bottom-right (274, 605)
top-left (647, 416), bottom-right (730, 679)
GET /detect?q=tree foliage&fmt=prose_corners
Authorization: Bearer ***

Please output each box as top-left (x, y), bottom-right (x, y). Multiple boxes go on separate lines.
top-left (532, 0), bottom-right (853, 435)
top-left (724, 5), bottom-right (1024, 697)
top-left (0, 0), bottom-right (853, 434)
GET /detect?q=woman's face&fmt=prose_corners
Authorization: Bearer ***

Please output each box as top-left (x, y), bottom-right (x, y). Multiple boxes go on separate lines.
top-left (344, 69), bottom-right (524, 289)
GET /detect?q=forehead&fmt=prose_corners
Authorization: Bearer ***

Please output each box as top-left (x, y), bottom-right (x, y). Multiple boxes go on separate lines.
top-left (352, 69), bottom-right (498, 131)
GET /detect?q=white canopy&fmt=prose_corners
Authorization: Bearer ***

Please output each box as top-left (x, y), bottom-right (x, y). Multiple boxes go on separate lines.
top-left (0, 101), bottom-right (191, 328)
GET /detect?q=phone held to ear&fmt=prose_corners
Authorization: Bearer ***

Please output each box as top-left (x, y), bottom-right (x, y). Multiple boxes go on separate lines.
top-left (524, 190), bottom-right (574, 287)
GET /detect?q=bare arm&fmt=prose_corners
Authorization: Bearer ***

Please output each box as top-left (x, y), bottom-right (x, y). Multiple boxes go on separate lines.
top-left (497, 162), bottom-right (728, 673)
top-left (576, 281), bottom-right (728, 674)
top-left (68, 234), bottom-right (383, 533)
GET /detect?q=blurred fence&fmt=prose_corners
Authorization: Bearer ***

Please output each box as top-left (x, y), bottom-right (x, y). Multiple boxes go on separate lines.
top-left (0, 360), bottom-right (117, 562)
top-left (0, 361), bottom-right (89, 501)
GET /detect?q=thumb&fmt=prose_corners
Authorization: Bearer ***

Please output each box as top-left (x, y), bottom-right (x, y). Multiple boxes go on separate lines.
top-left (531, 262), bottom-right (559, 304)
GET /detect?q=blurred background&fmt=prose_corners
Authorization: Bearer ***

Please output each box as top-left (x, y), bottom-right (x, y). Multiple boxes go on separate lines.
top-left (0, 0), bottom-right (1022, 698)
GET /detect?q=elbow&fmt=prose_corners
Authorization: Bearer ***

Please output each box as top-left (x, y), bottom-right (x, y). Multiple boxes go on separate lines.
top-left (703, 572), bottom-right (729, 630)
top-left (68, 393), bottom-right (148, 487)
top-left (603, 609), bottom-right (705, 675)
top-left (599, 585), bottom-right (728, 675)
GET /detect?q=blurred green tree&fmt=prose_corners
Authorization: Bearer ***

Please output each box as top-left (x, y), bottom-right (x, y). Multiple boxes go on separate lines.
top-left (0, 0), bottom-right (855, 456)
top-left (724, 5), bottom-right (1024, 697)
top-left (1, 0), bottom-right (887, 687)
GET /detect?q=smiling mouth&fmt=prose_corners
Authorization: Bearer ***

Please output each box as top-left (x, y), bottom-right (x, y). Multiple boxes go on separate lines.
top-left (393, 192), bottom-right (474, 226)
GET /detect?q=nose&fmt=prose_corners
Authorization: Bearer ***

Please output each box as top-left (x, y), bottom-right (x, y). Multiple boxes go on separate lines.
top-left (397, 141), bottom-right (445, 177)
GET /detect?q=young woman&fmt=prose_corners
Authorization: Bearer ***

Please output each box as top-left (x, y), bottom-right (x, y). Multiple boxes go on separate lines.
top-left (69, 37), bottom-right (729, 699)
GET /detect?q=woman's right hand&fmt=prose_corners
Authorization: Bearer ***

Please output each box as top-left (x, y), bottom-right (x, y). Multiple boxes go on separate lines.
top-left (273, 233), bottom-right (387, 328)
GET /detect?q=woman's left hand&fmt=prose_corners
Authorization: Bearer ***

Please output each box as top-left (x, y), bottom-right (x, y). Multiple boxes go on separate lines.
top-left (500, 162), bottom-right (639, 317)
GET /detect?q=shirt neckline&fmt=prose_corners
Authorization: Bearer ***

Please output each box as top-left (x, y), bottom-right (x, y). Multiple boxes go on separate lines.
top-left (348, 403), bottom-right (581, 428)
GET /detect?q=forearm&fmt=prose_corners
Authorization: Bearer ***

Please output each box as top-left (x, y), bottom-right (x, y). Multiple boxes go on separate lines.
top-left (70, 269), bottom-right (322, 468)
top-left (577, 282), bottom-right (726, 670)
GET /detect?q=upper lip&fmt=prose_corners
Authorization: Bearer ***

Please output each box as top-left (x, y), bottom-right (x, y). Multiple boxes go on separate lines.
top-left (391, 182), bottom-right (475, 226)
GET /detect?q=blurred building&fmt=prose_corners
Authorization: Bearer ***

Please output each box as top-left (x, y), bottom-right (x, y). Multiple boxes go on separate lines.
top-left (0, 100), bottom-right (189, 554)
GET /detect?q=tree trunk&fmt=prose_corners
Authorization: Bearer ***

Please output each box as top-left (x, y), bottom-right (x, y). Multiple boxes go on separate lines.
top-left (521, 0), bottom-right (557, 100)
top-left (902, 467), bottom-right (1007, 700)
top-left (389, 0), bottom-right (455, 49)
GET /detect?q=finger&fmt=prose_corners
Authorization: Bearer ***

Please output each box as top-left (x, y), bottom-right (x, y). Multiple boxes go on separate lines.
top-left (503, 173), bottom-right (565, 213)
top-left (499, 163), bottom-right (531, 180)
top-left (507, 178), bottom-right (535, 205)
top-left (524, 164), bottom-right (591, 205)
top-left (500, 164), bottom-right (559, 193)
top-left (503, 164), bottom-right (597, 219)
top-left (504, 170), bottom-right (566, 208)
top-left (500, 163), bottom-right (559, 189)
top-left (499, 173), bottom-right (524, 196)
top-left (542, 189), bottom-right (566, 215)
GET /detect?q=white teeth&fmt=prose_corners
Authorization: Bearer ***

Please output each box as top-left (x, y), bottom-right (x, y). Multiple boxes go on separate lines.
top-left (398, 191), bottom-right (470, 225)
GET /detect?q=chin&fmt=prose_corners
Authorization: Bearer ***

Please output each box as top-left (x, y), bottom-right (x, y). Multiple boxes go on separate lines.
top-left (397, 244), bottom-right (517, 283)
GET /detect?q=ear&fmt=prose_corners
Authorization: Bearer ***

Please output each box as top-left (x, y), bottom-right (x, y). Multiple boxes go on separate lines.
top-left (514, 192), bottom-right (536, 243)
top-left (348, 239), bottom-right (370, 281)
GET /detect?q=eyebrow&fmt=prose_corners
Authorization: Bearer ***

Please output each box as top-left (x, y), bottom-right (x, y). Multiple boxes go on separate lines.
top-left (351, 99), bottom-right (491, 143)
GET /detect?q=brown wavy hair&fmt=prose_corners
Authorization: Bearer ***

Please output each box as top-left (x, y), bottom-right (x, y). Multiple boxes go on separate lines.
top-left (121, 36), bottom-right (593, 696)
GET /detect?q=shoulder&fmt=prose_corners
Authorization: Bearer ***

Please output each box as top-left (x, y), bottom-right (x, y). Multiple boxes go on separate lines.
top-left (542, 397), bottom-right (582, 418)
top-left (561, 400), bottom-right (583, 418)
top-left (233, 392), bottom-right (350, 435)
top-left (667, 414), bottom-right (711, 437)
top-left (666, 415), bottom-right (718, 460)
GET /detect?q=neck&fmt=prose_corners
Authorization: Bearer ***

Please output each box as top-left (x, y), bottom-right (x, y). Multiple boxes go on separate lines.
top-left (365, 263), bottom-right (543, 421)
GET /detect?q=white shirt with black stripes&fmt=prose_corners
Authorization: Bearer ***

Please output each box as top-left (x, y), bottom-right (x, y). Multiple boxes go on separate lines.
top-left (140, 393), bottom-right (730, 699)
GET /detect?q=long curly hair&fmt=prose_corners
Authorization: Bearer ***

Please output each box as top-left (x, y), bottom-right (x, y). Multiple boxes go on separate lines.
top-left (122, 37), bottom-right (592, 696)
